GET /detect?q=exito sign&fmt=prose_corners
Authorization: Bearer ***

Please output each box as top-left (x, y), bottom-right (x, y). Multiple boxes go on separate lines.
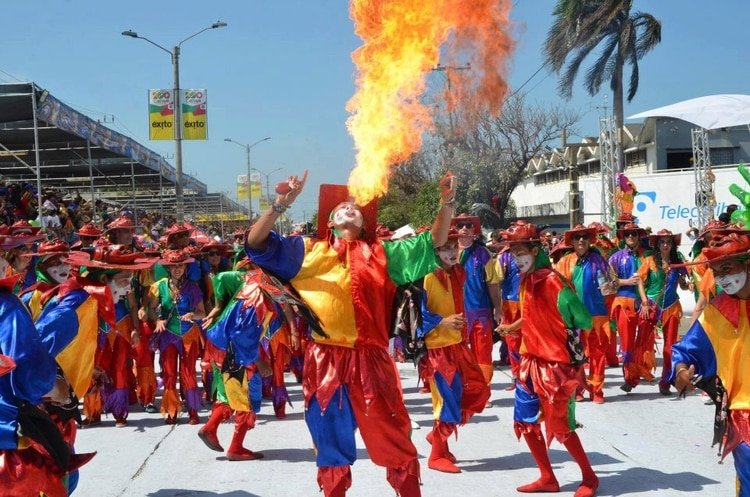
top-left (148, 89), bottom-right (174, 141)
top-left (181, 89), bottom-right (207, 140)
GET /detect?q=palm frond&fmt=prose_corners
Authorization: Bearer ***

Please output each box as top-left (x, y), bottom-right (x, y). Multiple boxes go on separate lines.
top-left (584, 32), bottom-right (619, 95)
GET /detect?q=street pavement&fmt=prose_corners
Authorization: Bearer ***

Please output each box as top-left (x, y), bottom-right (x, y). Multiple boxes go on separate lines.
top-left (75, 330), bottom-right (734, 497)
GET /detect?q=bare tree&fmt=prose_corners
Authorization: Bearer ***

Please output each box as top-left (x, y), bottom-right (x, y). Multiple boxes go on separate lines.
top-left (443, 93), bottom-right (580, 227)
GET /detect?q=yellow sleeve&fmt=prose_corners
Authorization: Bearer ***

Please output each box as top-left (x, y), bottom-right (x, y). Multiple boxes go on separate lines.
top-left (484, 256), bottom-right (502, 285)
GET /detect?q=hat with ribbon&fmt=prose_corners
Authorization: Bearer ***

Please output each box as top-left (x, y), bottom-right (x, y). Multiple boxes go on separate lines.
top-left (65, 243), bottom-right (156, 271)
top-left (616, 222), bottom-right (647, 239)
top-left (157, 248), bottom-right (195, 266)
top-left (648, 228), bottom-right (681, 249)
top-left (502, 220), bottom-right (542, 245)
top-left (700, 233), bottom-right (750, 265)
top-left (163, 223), bottom-right (193, 241)
top-left (200, 240), bottom-right (232, 256)
top-left (9, 220), bottom-right (40, 235)
top-left (75, 223), bottom-right (103, 238)
top-left (563, 224), bottom-right (599, 245)
top-left (105, 215), bottom-right (139, 233)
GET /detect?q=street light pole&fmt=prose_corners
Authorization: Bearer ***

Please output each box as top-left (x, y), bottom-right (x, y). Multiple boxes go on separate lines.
top-left (224, 137), bottom-right (271, 222)
top-left (251, 166), bottom-right (283, 229)
top-left (122, 21), bottom-right (227, 222)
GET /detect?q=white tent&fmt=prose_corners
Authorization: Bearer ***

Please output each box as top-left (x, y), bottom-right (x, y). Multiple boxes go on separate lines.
top-left (628, 94), bottom-right (750, 130)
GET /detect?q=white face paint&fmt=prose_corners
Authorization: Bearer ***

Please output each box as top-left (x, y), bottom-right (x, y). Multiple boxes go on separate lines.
top-left (437, 245), bottom-right (459, 267)
top-left (46, 262), bottom-right (71, 284)
top-left (332, 203), bottom-right (364, 229)
top-left (514, 253), bottom-right (535, 273)
top-left (716, 271), bottom-right (748, 295)
top-left (108, 278), bottom-right (133, 302)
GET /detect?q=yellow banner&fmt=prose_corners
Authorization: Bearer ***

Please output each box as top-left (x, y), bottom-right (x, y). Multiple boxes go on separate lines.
top-left (148, 89), bottom-right (175, 141)
top-left (181, 89), bottom-right (207, 140)
top-left (194, 212), bottom-right (249, 222)
top-left (259, 196), bottom-right (271, 211)
top-left (236, 182), bottom-right (262, 200)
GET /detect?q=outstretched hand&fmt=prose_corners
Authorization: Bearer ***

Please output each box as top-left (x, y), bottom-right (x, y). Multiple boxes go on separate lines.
top-left (439, 171), bottom-right (456, 203)
top-left (276, 170), bottom-right (309, 208)
top-left (675, 364), bottom-right (697, 395)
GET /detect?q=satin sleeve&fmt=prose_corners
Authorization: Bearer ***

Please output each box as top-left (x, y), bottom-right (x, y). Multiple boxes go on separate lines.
top-left (245, 231), bottom-right (305, 282)
top-left (383, 231), bottom-right (438, 287)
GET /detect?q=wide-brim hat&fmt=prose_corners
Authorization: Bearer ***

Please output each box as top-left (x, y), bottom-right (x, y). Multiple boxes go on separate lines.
top-left (65, 244), bottom-right (156, 271)
top-left (104, 216), bottom-right (140, 233)
top-left (451, 214), bottom-right (481, 234)
top-left (587, 221), bottom-right (610, 234)
top-left (549, 240), bottom-right (574, 261)
top-left (163, 223), bottom-right (193, 240)
top-left (563, 224), bottom-right (599, 245)
top-left (9, 220), bottom-right (40, 235)
top-left (616, 222), bottom-right (647, 239)
top-left (648, 229), bottom-right (682, 248)
top-left (0, 233), bottom-right (44, 250)
top-left (157, 248), bottom-right (195, 266)
top-left (616, 213), bottom-right (635, 226)
top-left (75, 223), bottom-right (103, 238)
top-left (200, 240), bottom-right (232, 256)
top-left (677, 233), bottom-right (750, 268)
top-left (501, 220), bottom-right (542, 245)
top-left (317, 184), bottom-right (378, 243)
top-left (28, 238), bottom-right (71, 257)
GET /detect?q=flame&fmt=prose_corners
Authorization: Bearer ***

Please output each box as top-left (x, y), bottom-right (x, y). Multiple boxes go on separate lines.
top-left (346, 0), bottom-right (514, 205)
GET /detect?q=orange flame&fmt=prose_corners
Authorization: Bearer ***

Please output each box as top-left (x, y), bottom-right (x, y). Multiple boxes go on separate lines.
top-left (346, 0), bottom-right (514, 205)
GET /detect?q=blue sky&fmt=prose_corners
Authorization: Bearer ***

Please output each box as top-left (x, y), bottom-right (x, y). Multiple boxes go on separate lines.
top-left (2, 0), bottom-right (748, 221)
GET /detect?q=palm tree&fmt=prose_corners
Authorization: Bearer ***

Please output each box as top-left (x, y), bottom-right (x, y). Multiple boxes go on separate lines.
top-left (544, 0), bottom-right (661, 171)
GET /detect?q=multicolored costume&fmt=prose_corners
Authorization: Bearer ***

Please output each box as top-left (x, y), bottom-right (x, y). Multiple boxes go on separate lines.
top-left (556, 225), bottom-right (612, 402)
top-left (453, 215), bottom-right (501, 384)
top-left (419, 261), bottom-right (490, 473)
top-left (246, 214), bottom-right (436, 496)
top-left (502, 221), bottom-right (598, 497)
top-left (608, 222), bottom-right (651, 390)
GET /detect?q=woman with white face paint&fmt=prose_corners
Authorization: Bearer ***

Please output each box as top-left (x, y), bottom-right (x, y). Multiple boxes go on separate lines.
top-left (672, 233), bottom-right (750, 492)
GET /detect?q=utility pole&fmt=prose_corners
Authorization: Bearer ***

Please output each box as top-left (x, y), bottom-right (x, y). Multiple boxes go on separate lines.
top-left (562, 128), bottom-right (586, 228)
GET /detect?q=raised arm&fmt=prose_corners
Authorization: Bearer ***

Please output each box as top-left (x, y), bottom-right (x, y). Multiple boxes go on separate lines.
top-left (430, 172), bottom-right (457, 248)
top-left (246, 170), bottom-right (308, 250)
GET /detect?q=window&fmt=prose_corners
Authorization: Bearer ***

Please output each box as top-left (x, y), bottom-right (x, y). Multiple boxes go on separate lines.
top-left (710, 147), bottom-right (734, 166)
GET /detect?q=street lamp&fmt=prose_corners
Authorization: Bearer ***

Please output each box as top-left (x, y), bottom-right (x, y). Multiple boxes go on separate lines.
top-left (251, 166), bottom-right (284, 231)
top-left (122, 21), bottom-right (227, 222)
top-left (224, 137), bottom-right (271, 220)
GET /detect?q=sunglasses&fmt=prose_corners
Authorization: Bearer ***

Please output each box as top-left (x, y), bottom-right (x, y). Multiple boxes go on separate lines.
top-left (572, 234), bottom-right (590, 241)
top-left (455, 222), bottom-right (474, 229)
top-left (206, 251), bottom-right (220, 256)
top-left (624, 231), bottom-right (639, 237)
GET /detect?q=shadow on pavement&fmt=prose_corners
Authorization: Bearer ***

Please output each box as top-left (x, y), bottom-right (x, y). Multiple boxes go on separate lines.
top-left (147, 490), bottom-right (260, 497)
top-left (461, 449), bottom-right (622, 473)
top-left (595, 466), bottom-right (722, 496)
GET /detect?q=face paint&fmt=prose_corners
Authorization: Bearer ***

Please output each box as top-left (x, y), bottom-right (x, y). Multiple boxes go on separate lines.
top-left (716, 271), bottom-right (747, 295)
top-left (437, 246), bottom-right (459, 267)
top-left (46, 262), bottom-right (71, 284)
top-left (514, 253), bottom-right (535, 273)
top-left (332, 203), bottom-right (364, 228)
top-left (108, 278), bottom-right (133, 302)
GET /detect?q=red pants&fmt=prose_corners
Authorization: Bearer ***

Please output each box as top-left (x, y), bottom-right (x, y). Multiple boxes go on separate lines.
top-left (160, 343), bottom-right (200, 416)
top-left (659, 305), bottom-right (681, 387)
top-left (133, 321), bottom-right (157, 405)
top-left (585, 316), bottom-right (609, 394)
top-left (467, 317), bottom-right (494, 384)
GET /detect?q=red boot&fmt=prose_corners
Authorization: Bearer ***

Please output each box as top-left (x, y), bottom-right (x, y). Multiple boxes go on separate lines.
top-left (386, 458), bottom-right (421, 497)
top-left (563, 432), bottom-right (599, 497)
top-left (226, 411), bottom-right (264, 461)
top-left (318, 466), bottom-right (351, 497)
top-left (427, 421), bottom-right (460, 473)
top-left (517, 431), bottom-right (559, 493)
top-left (198, 402), bottom-right (232, 452)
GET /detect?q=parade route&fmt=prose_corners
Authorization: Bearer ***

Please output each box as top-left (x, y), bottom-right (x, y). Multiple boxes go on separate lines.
top-left (75, 337), bottom-right (734, 497)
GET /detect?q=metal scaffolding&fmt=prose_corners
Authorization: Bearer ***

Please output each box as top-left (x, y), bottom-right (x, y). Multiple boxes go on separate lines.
top-left (691, 128), bottom-right (716, 229)
top-left (598, 116), bottom-right (618, 226)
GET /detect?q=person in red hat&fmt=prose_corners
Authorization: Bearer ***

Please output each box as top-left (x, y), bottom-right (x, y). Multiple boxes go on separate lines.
top-left (147, 248), bottom-right (205, 424)
top-left (2, 230), bottom-right (43, 294)
top-left (452, 214), bottom-right (502, 390)
top-left (496, 220), bottom-right (598, 497)
top-left (65, 245), bottom-right (156, 427)
top-left (586, 222), bottom-right (619, 367)
top-left (497, 239), bottom-right (523, 388)
top-left (608, 222), bottom-right (651, 392)
top-left (556, 225), bottom-right (615, 404)
top-left (0, 234), bottom-right (90, 497)
top-left (671, 233), bottom-right (750, 493)
top-left (19, 239), bottom-right (72, 320)
top-left (71, 222), bottom-right (103, 251)
top-left (245, 170), bottom-right (455, 497)
top-left (641, 230), bottom-right (690, 395)
top-left (105, 215), bottom-right (139, 248)
top-left (418, 228), bottom-right (490, 474)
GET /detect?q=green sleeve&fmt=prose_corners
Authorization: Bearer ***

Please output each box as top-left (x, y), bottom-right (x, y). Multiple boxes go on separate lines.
top-left (212, 271), bottom-right (245, 305)
top-left (382, 231), bottom-right (438, 287)
top-left (557, 285), bottom-right (593, 331)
